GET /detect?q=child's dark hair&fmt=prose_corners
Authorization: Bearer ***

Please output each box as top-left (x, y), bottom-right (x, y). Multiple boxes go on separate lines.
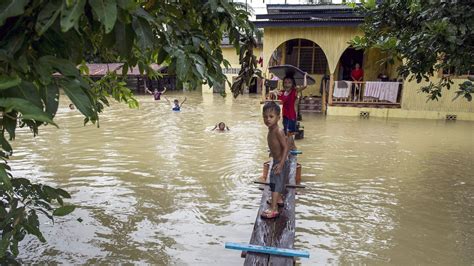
top-left (263, 101), bottom-right (280, 115)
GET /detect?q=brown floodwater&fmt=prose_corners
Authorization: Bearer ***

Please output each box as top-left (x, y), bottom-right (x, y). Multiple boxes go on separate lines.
top-left (12, 92), bottom-right (474, 265)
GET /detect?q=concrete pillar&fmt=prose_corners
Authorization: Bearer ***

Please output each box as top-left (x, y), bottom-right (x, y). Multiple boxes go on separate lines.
top-left (328, 73), bottom-right (334, 105)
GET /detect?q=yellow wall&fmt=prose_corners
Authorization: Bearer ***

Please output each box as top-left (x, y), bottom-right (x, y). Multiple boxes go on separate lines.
top-left (401, 77), bottom-right (473, 113)
top-left (363, 48), bottom-right (400, 81)
top-left (328, 106), bottom-right (474, 121)
top-left (304, 74), bottom-right (323, 97)
top-left (221, 46), bottom-right (265, 66)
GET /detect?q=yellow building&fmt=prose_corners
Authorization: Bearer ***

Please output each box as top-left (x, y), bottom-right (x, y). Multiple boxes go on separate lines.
top-left (206, 4), bottom-right (473, 121)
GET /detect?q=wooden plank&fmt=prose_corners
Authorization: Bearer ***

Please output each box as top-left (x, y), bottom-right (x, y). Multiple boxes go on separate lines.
top-left (225, 243), bottom-right (309, 258)
top-left (253, 181), bottom-right (306, 189)
top-left (290, 150), bottom-right (302, 155)
top-left (244, 156), bottom-right (301, 266)
top-left (268, 156), bottom-right (297, 265)
top-left (244, 160), bottom-right (274, 265)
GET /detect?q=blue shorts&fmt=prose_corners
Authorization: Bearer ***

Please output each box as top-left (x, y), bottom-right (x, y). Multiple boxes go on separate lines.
top-left (269, 160), bottom-right (287, 193)
top-left (283, 117), bottom-right (296, 134)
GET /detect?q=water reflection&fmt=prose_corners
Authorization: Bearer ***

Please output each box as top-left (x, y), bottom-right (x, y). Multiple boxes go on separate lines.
top-left (11, 92), bottom-right (474, 265)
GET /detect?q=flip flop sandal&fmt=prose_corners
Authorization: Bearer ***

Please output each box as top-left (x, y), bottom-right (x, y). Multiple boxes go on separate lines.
top-left (261, 209), bottom-right (280, 219)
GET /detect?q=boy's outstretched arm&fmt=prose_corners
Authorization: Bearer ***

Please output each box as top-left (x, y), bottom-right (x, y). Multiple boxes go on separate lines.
top-left (145, 85), bottom-right (152, 94)
top-left (211, 124), bottom-right (217, 131)
top-left (162, 87), bottom-right (167, 94)
top-left (180, 97), bottom-right (187, 107)
top-left (164, 96), bottom-right (171, 105)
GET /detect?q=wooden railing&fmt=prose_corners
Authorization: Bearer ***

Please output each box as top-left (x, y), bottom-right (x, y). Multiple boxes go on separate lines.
top-left (331, 81), bottom-right (403, 105)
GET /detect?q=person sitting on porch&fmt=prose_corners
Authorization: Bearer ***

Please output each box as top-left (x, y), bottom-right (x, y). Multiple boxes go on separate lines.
top-left (351, 63), bottom-right (364, 100)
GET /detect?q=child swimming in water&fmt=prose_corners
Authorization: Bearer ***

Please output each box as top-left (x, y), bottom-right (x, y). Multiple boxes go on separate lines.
top-left (164, 96), bottom-right (187, 111)
top-left (212, 122), bottom-right (230, 131)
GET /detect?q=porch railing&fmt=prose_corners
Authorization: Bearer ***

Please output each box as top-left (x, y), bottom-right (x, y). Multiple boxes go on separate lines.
top-left (331, 81), bottom-right (403, 105)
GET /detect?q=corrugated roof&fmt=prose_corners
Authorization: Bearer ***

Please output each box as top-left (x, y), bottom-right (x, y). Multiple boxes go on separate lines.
top-left (254, 4), bottom-right (363, 28)
top-left (86, 63), bottom-right (165, 76)
top-left (267, 4), bottom-right (356, 13)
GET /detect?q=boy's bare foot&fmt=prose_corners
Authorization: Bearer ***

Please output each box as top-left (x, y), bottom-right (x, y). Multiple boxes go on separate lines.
top-left (266, 199), bottom-right (284, 207)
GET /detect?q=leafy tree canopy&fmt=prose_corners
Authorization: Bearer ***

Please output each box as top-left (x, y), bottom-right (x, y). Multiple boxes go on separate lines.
top-left (350, 0), bottom-right (474, 101)
top-left (0, 0), bottom-right (259, 260)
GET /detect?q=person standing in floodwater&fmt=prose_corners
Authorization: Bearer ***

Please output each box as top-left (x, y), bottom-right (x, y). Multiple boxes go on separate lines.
top-left (146, 87), bottom-right (167, 101)
top-left (164, 96), bottom-right (187, 111)
top-left (261, 101), bottom-right (289, 219)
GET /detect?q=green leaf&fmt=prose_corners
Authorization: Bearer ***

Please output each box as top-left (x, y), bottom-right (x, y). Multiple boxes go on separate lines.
top-left (60, 0), bottom-right (86, 32)
top-left (2, 32), bottom-right (25, 56)
top-left (5, 81), bottom-right (43, 108)
top-left (0, 0), bottom-right (29, 26)
top-left (10, 177), bottom-right (31, 187)
top-left (133, 7), bottom-right (155, 25)
top-left (195, 63), bottom-right (205, 78)
top-left (10, 237), bottom-right (18, 256)
top-left (3, 112), bottom-right (17, 140)
top-left (39, 56), bottom-right (80, 78)
top-left (40, 83), bottom-right (60, 118)
top-left (62, 79), bottom-right (96, 120)
top-left (56, 188), bottom-right (71, 199)
top-left (114, 20), bottom-right (134, 58)
top-left (117, 0), bottom-right (136, 11)
top-left (0, 75), bottom-right (21, 90)
top-left (0, 134), bottom-right (12, 154)
top-left (43, 185), bottom-right (59, 199)
top-left (53, 205), bottom-right (75, 216)
top-left (0, 164), bottom-right (12, 191)
top-left (156, 48), bottom-right (168, 65)
top-left (89, 0), bottom-right (117, 34)
top-left (35, 0), bottom-right (62, 35)
top-left (24, 211), bottom-right (46, 242)
top-left (0, 98), bottom-right (57, 126)
top-left (132, 17), bottom-right (154, 51)
top-left (0, 231), bottom-right (13, 257)
top-left (36, 208), bottom-right (54, 221)
top-left (176, 55), bottom-right (188, 81)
